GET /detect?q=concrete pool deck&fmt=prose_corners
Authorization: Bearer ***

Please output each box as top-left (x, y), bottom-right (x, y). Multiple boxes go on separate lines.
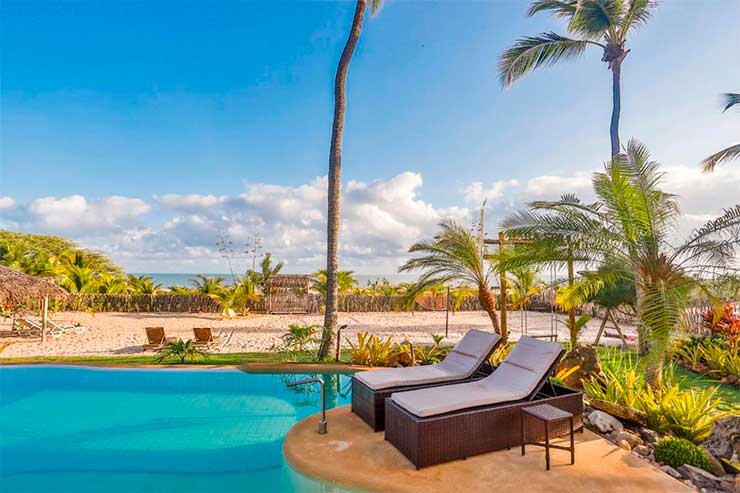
top-left (284, 406), bottom-right (692, 493)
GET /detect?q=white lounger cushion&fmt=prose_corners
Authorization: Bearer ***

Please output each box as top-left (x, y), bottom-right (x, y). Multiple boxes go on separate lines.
top-left (390, 336), bottom-right (562, 417)
top-left (354, 329), bottom-right (500, 391)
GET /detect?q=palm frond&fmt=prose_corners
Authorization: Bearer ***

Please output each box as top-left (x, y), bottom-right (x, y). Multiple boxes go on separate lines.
top-left (619, 0), bottom-right (656, 39)
top-left (701, 143), bottom-right (740, 173)
top-left (498, 33), bottom-right (596, 88)
top-left (722, 93), bottom-right (740, 113)
top-left (569, 0), bottom-right (622, 39)
top-left (527, 0), bottom-right (578, 18)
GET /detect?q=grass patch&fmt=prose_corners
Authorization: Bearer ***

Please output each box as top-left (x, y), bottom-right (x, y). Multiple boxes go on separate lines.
top-left (0, 351), bottom-right (354, 367)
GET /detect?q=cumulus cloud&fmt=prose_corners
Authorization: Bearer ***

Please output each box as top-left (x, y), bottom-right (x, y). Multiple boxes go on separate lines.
top-left (463, 179), bottom-right (519, 203)
top-left (25, 195), bottom-right (150, 232)
top-left (0, 197), bottom-right (16, 209)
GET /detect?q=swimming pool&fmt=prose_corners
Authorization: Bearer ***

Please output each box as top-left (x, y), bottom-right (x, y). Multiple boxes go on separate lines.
top-left (0, 366), bottom-right (358, 492)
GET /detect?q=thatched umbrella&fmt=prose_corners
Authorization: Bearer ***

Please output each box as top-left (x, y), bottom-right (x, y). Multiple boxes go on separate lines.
top-left (0, 265), bottom-right (68, 342)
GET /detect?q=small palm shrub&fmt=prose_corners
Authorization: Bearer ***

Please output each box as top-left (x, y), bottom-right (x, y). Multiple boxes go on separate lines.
top-left (347, 332), bottom-right (398, 367)
top-left (584, 349), bottom-right (723, 443)
top-left (413, 334), bottom-right (449, 365)
top-left (156, 339), bottom-right (205, 364)
top-left (654, 438), bottom-right (715, 473)
top-left (272, 325), bottom-right (321, 362)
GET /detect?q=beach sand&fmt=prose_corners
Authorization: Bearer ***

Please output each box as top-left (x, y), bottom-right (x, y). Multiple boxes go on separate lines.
top-left (0, 310), bottom-right (637, 358)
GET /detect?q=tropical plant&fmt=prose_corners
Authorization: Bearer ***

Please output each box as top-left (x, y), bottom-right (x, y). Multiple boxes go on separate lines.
top-left (126, 274), bottom-right (161, 295)
top-left (246, 253), bottom-right (285, 295)
top-left (400, 221), bottom-right (503, 338)
top-left (701, 93), bottom-right (740, 172)
top-left (502, 139), bottom-right (740, 387)
top-left (654, 438), bottom-right (715, 473)
top-left (449, 284), bottom-right (478, 312)
top-left (155, 339), bottom-right (205, 364)
top-left (61, 266), bottom-right (98, 293)
top-left (412, 334), bottom-right (450, 365)
top-left (96, 273), bottom-right (128, 294)
top-left (168, 285), bottom-right (196, 295)
top-left (499, 0), bottom-right (658, 157)
top-left (556, 313), bottom-right (593, 347)
top-left (189, 274), bottom-right (225, 295)
top-left (312, 269), bottom-right (357, 298)
top-left (702, 302), bottom-right (740, 348)
top-left (508, 265), bottom-right (542, 332)
top-left (208, 285), bottom-right (250, 319)
top-left (488, 341), bottom-right (515, 367)
top-left (282, 325), bottom-right (321, 352)
top-left (321, 0), bottom-right (385, 360)
top-left (346, 332), bottom-right (397, 367)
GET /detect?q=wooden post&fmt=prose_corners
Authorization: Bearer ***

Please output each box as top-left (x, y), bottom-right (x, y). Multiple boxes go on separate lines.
top-left (499, 232), bottom-right (507, 340)
top-left (445, 286), bottom-right (450, 338)
top-left (41, 296), bottom-right (49, 343)
top-left (567, 246), bottom-right (576, 344)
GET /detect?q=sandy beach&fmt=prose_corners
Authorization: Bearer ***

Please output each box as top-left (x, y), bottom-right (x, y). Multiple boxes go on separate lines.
top-left (0, 310), bottom-right (637, 358)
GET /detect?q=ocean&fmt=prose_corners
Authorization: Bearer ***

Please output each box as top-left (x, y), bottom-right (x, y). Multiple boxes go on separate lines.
top-left (138, 273), bottom-right (419, 288)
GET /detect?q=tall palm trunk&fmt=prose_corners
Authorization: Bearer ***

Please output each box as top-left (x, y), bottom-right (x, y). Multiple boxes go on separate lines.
top-left (479, 283), bottom-right (503, 340)
top-left (319, 0), bottom-right (367, 360)
top-left (609, 63), bottom-right (621, 157)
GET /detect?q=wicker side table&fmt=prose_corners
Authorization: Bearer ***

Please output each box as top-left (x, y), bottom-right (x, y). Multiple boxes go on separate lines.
top-left (521, 403), bottom-right (575, 471)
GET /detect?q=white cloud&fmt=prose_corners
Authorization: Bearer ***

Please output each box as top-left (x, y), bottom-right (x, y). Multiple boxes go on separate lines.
top-left (464, 179), bottom-right (519, 203)
top-left (25, 195), bottom-right (150, 232)
top-left (0, 197), bottom-right (16, 209)
top-left (525, 172), bottom-right (593, 198)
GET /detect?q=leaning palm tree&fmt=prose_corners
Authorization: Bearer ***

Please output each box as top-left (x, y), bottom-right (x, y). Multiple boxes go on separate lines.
top-left (321, 0), bottom-right (384, 360)
top-left (499, 0), bottom-right (658, 157)
top-left (502, 139), bottom-right (740, 387)
top-left (701, 93), bottom-right (740, 172)
top-left (400, 221), bottom-right (503, 339)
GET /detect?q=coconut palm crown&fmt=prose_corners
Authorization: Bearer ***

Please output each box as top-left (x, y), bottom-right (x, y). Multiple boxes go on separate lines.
top-left (499, 0), bottom-right (658, 157)
top-left (501, 139), bottom-right (740, 387)
top-left (400, 221), bottom-right (503, 339)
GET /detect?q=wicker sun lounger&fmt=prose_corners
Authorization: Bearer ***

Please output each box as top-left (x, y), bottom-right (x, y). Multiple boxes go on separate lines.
top-left (352, 330), bottom-right (503, 431)
top-left (384, 336), bottom-right (583, 468)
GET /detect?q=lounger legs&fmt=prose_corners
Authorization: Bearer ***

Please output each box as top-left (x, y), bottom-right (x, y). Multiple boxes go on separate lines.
top-left (545, 421), bottom-right (550, 471)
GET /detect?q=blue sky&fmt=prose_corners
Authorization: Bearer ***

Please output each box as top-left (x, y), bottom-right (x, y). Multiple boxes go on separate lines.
top-left (1, 1), bottom-right (739, 274)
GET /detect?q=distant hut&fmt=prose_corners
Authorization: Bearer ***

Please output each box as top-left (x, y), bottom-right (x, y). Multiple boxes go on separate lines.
top-left (266, 274), bottom-right (312, 314)
top-left (0, 265), bottom-right (68, 342)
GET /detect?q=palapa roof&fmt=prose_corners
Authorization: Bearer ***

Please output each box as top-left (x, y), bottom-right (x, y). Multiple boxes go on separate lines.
top-left (0, 265), bottom-right (68, 306)
top-left (266, 274), bottom-right (312, 288)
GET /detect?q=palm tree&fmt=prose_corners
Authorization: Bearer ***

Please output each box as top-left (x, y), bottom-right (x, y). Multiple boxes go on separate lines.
top-left (508, 266), bottom-right (542, 335)
top-left (127, 274), bottom-right (161, 295)
top-left (312, 269), bottom-right (358, 298)
top-left (502, 139), bottom-right (740, 387)
top-left (97, 273), bottom-right (128, 294)
top-left (499, 0), bottom-right (657, 157)
top-left (400, 221), bottom-right (503, 338)
top-left (322, 0), bottom-right (384, 360)
top-left (190, 274), bottom-right (225, 295)
top-left (246, 253), bottom-right (285, 295)
top-left (208, 285), bottom-right (246, 320)
top-left (62, 266), bottom-right (98, 294)
top-left (701, 93), bottom-right (740, 172)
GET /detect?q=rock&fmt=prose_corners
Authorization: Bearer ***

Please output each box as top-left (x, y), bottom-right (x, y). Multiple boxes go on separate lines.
top-left (618, 439), bottom-right (632, 452)
top-left (588, 410), bottom-right (624, 434)
top-left (634, 445), bottom-right (651, 456)
top-left (615, 430), bottom-right (643, 449)
top-left (640, 427), bottom-right (662, 444)
top-left (660, 465), bottom-right (682, 479)
top-left (590, 398), bottom-right (648, 425)
top-left (677, 465), bottom-right (722, 491)
top-left (555, 343), bottom-right (605, 389)
top-left (703, 415), bottom-right (740, 462)
top-left (702, 445), bottom-right (728, 477)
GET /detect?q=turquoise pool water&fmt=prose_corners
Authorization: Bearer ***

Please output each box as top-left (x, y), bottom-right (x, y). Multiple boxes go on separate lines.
top-left (0, 366), bottom-right (357, 492)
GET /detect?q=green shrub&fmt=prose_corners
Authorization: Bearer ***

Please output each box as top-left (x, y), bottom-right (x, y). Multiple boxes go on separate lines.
top-left (156, 339), bottom-right (205, 364)
top-left (347, 332), bottom-right (398, 367)
top-left (654, 438), bottom-right (715, 472)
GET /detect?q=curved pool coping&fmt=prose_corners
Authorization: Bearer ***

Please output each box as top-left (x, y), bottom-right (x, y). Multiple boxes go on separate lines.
top-left (284, 406), bottom-right (693, 493)
top-left (0, 360), bottom-right (370, 373)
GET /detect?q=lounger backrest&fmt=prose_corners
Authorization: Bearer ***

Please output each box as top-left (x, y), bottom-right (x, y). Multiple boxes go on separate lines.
top-left (480, 336), bottom-right (563, 397)
top-left (193, 327), bottom-right (212, 342)
top-left (436, 330), bottom-right (501, 377)
top-left (145, 327), bottom-right (166, 344)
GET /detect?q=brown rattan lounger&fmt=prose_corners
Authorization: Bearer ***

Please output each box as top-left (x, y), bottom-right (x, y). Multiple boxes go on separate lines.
top-left (384, 337), bottom-right (583, 468)
top-left (352, 330), bottom-right (503, 431)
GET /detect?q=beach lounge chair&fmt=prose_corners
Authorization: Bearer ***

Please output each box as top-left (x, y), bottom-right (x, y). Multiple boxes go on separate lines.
top-left (47, 320), bottom-right (88, 338)
top-left (384, 336), bottom-right (583, 468)
top-left (13, 318), bottom-right (43, 337)
top-left (352, 329), bottom-right (502, 431)
top-left (143, 327), bottom-right (177, 351)
top-left (193, 327), bottom-right (221, 348)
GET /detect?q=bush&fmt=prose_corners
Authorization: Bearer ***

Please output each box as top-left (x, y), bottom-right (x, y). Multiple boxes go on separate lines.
top-left (654, 438), bottom-right (715, 473)
top-left (347, 332), bottom-right (398, 367)
top-left (702, 302), bottom-right (740, 348)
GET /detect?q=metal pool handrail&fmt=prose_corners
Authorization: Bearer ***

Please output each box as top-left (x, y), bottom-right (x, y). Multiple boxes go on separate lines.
top-left (287, 377), bottom-right (327, 434)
